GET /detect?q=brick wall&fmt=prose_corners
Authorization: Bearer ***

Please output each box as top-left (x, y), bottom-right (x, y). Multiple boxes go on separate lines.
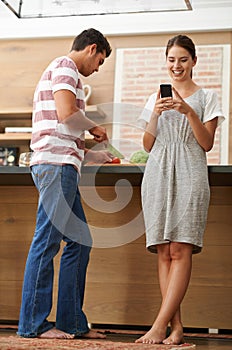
top-left (116, 45), bottom-right (224, 164)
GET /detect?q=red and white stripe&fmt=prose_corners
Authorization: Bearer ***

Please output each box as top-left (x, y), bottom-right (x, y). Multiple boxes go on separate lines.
top-left (30, 56), bottom-right (85, 173)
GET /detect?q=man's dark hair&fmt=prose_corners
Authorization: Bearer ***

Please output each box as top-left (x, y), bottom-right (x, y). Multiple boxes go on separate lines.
top-left (71, 28), bottom-right (111, 57)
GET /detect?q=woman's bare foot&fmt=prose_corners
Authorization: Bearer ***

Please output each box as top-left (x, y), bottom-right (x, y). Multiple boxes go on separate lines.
top-left (163, 324), bottom-right (184, 345)
top-left (82, 329), bottom-right (106, 339)
top-left (38, 327), bottom-right (75, 339)
top-left (135, 326), bottom-right (166, 344)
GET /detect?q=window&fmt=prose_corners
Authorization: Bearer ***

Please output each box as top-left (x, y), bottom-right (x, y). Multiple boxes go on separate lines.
top-left (113, 44), bottom-right (230, 164)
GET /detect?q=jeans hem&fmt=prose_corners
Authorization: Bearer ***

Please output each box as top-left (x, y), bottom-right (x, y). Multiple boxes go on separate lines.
top-left (17, 324), bottom-right (54, 338)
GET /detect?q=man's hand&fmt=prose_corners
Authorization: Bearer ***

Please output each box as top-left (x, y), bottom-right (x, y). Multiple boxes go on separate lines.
top-left (89, 125), bottom-right (108, 143)
top-left (84, 149), bottom-right (114, 164)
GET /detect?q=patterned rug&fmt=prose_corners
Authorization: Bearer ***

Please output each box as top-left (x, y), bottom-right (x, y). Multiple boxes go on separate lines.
top-left (0, 336), bottom-right (196, 350)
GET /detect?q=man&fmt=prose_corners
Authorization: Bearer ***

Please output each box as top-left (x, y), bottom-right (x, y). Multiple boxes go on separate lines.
top-left (17, 28), bottom-right (112, 339)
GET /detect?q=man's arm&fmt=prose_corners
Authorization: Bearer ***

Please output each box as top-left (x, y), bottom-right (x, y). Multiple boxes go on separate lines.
top-left (54, 89), bottom-right (108, 142)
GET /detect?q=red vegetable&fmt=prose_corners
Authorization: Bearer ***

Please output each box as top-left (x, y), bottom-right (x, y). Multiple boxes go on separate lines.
top-left (106, 157), bottom-right (121, 164)
top-left (111, 157), bottom-right (121, 164)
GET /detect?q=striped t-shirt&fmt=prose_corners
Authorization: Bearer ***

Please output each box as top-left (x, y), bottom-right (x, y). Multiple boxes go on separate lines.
top-left (30, 56), bottom-right (85, 173)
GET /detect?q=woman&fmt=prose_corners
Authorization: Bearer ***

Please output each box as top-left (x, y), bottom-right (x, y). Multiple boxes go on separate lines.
top-left (136, 35), bottom-right (224, 345)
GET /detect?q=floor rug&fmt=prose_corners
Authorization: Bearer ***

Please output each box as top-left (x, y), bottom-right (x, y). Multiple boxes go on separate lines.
top-left (103, 328), bottom-right (232, 339)
top-left (0, 336), bottom-right (196, 350)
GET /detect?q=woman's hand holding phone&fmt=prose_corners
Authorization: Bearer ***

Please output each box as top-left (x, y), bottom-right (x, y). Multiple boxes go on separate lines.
top-left (154, 84), bottom-right (174, 116)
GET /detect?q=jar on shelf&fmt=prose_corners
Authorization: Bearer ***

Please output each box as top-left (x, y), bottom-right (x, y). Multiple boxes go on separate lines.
top-left (19, 152), bottom-right (32, 167)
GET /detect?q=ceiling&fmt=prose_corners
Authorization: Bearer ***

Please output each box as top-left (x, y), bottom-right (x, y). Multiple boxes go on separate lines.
top-left (1, 0), bottom-right (232, 18)
top-left (0, 0), bottom-right (231, 18)
top-left (0, 0), bottom-right (231, 39)
top-left (0, 0), bottom-right (195, 18)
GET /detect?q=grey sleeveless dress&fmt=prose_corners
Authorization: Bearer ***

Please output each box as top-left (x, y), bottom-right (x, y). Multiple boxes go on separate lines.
top-left (140, 89), bottom-right (224, 254)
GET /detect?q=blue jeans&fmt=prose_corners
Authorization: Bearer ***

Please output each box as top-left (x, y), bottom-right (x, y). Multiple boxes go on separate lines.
top-left (17, 164), bottom-right (92, 337)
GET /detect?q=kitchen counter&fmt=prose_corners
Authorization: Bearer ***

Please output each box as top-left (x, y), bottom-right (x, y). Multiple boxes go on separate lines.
top-left (0, 164), bottom-right (232, 186)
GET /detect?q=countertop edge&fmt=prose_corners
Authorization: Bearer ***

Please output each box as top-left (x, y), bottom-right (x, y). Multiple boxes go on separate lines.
top-left (0, 165), bottom-right (232, 175)
top-left (0, 165), bottom-right (231, 186)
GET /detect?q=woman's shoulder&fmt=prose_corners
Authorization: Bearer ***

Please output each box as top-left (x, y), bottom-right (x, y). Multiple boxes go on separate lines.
top-left (138, 92), bottom-right (157, 124)
top-left (195, 88), bottom-right (219, 107)
top-left (145, 92), bottom-right (157, 108)
top-left (201, 88), bottom-right (218, 99)
top-left (147, 92), bottom-right (157, 101)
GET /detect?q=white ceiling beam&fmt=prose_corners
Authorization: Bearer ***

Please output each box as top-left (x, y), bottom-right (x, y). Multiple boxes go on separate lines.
top-left (0, 5), bottom-right (231, 39)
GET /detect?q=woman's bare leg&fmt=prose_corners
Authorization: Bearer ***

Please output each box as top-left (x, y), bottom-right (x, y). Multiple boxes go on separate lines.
top-left (158, 244), bottom-right (185, 344)
top-left (136, 243), bottom-right (171, 344)
top-left (163, 307), bottom-right (185, 345)
top-left (136, 242), bottom-right (192, 344)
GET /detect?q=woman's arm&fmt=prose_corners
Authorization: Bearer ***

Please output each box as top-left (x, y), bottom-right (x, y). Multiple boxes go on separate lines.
top-left (172, 87), bottom-right (218, 152)
top-left (143, 89), bottom-right (173, 152)
top-left (186, 109), bottom-right (218, 151)
top-left (143, 112), bottom-right (159, 152)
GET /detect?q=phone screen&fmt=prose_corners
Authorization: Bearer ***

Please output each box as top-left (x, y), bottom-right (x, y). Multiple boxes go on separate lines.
top-left (160, 84), bottom-right (172, 98)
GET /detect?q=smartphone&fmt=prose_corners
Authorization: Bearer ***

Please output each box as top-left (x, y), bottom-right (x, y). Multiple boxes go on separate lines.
top-left (160, 84), bottom-right (172, 98)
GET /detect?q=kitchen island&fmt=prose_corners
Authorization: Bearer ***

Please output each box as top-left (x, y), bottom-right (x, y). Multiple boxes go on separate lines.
top-left (0, 165), bottom-right (232, 330)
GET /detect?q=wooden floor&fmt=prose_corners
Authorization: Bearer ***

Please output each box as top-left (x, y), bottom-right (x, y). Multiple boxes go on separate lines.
top-left (0, 328), bottom-right (232, 349)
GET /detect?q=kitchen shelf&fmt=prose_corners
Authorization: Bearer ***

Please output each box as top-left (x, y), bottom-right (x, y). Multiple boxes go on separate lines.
top-left (0, 105), bottom-right (106, 120)
top-left (0, 133), bottom-right (31, 141)
top-left (0, 109), bottom-right (32, 120)
top-left (0, 105), bottom-right (106, 143)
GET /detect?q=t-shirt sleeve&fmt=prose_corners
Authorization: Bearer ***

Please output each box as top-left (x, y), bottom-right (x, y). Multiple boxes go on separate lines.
top-left (137, 93), bottom-right (157, 129)
top-left (203, 89), bottom-right (225, 126)
top-left (51, 57), bottom-right (78, 96)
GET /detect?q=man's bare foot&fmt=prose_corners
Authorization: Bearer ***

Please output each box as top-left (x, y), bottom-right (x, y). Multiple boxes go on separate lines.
top-left (163, 325), bottom-right (184, 345)
top-left (135, 326), bottom-right (166, 344)
top-left (38, 328), bottom-right (75, 339)
top-left (82, 329), bottom-right (106, 339)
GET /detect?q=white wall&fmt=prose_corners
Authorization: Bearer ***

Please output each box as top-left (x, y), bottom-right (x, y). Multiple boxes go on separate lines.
top-left (0, 4), bottom-right (231, 39)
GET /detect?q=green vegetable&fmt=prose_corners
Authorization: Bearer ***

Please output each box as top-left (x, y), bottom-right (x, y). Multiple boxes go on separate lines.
top-left (129, 149), bottom-right (149, 164)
